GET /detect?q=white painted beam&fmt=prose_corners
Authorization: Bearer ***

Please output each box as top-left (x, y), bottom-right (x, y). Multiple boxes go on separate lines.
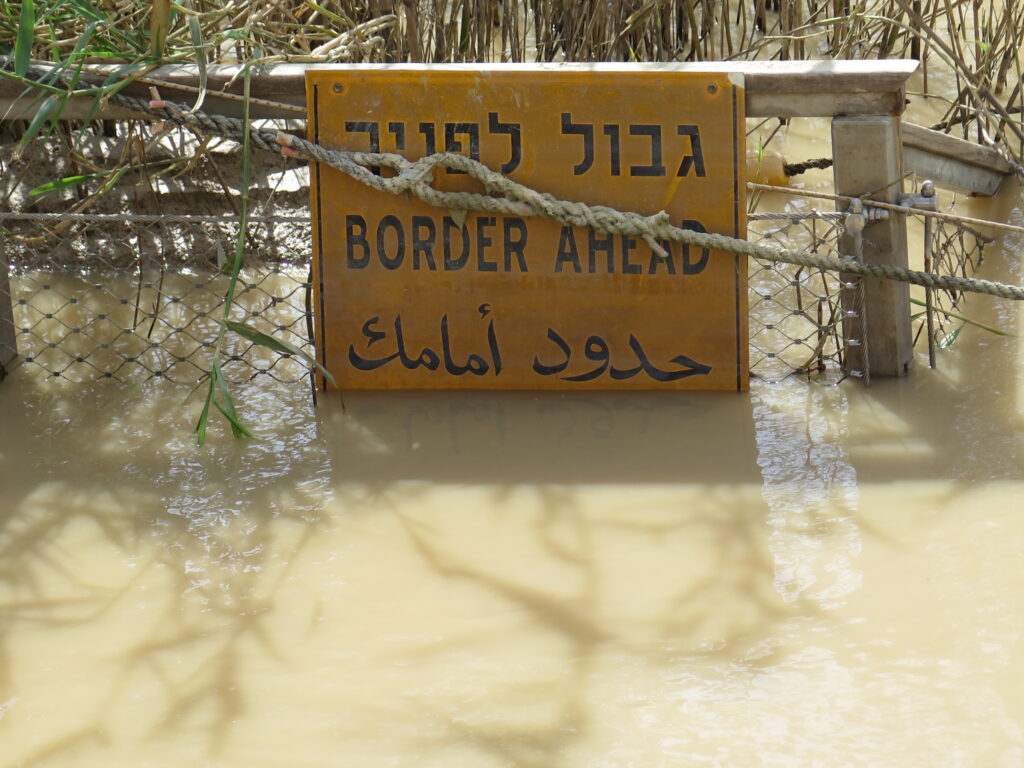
top-left (1, 59), bottom-right (919, 121)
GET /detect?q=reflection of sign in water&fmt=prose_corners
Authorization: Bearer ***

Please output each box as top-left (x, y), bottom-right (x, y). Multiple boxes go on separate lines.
top-left (308, 66), bottom-right (747, 391)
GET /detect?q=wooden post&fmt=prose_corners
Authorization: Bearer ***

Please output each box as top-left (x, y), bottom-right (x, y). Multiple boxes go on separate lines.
top-left (0, 257), bottom-right (16, 381)
top-left (832, 115), bottom-right (914, 377)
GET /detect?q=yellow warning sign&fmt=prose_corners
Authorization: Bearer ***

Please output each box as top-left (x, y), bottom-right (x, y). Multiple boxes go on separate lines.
top-left (308, 66), bottom-right (747, 391)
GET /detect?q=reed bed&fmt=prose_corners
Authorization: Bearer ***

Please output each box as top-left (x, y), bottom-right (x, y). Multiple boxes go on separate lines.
top-left (2, 0), bottom-right (1023, 152)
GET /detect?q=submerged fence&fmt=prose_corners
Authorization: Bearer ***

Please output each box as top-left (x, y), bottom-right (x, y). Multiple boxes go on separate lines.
top-left (0, 203), bottom-right (993, 387)
top-left (746, 209), bottom-right (856, 382)
top-left (917, 216), bottom-right (994, 362)
top-left (0, 214), bottom-right (313, 385)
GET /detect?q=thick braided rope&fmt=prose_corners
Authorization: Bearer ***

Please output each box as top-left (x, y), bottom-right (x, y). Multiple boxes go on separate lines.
top-left (6, 57), bottom-right (1024, 302)
top-left (224, 121), bottom-right (1024, 302)
top-left (289, 136), bottom-right (1024, 300)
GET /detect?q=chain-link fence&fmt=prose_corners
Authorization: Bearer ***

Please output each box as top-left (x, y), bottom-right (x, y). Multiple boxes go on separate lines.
top-left (915, 215), bottom-right (993, 363)
top-left (0, 213), bottom-right (312, 384)
top-left (0, 205), bottom-right (990, 387)
top-left (746, 209), bottom-right (862, 383)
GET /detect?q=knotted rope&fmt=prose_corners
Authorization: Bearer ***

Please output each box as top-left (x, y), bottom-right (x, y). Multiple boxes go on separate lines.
top-left (5, 57), bottom-right (1024, 302)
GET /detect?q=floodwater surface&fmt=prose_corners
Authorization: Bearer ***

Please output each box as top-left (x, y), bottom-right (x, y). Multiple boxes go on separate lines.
top-left (2, 67), bottom-right (1024, 768)
top-left (1, 212), bottom-right (1023, 765)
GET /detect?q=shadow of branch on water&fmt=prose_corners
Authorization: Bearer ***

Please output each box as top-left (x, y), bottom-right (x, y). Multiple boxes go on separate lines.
top-left (0, 375), bottom-right (332, 765)
top-left (0, 377), bottom-right (875, 765)
top-left (312, 390), bottom-right (820, 765)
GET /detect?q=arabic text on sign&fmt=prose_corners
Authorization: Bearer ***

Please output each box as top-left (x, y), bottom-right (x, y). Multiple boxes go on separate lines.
top-left (348, 310), bottom-right (712, 383)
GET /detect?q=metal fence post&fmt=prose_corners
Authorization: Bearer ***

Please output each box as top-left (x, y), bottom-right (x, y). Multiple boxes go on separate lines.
top-left (832, 115), bottom-right (914, 376)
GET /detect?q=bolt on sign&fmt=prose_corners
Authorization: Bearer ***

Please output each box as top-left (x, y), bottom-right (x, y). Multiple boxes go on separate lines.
top-left (307, 65), bottom-right (747, 391)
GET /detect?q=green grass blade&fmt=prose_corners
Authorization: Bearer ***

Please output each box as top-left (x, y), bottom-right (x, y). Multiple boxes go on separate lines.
top-left (72, 62), bottom-right (147, 151)
top-left (938, 326), bottom-right (963, 349)
top-left (186, 13), bottom-right (207, 113)
top-left (196, 66), bottom-right (253, 446)
top-left (214, 68), bottom-right (255, 441)
top-left (69, 0), bottom-right (103, 23)
top-left (29, 171), bottom-right (110, 197)
top-left (0, 68), bottom-right (65, 95)
top-left (222, 65), bottom-right (251, 317)
top-left (14, 0), bottom-right (35, 76)
top-left (214, 400), bottom-right (254, 439)
top-left (150, 0), bottom-right (170, 59)
top-left (213, 365), bottom-right (253, 438)
top-left (62, 19), bottom-right (99, 79)
top-left (225, 320), bottom-right (337, 386)
top-left (37, 20), bottom-right (99, 128)
top-left (195, 376), bottom-right (214, 445)
top-left (14, 94), bottom-right (60, 155)
top-left (98, 62), bottom-right (147, 89)
top-left (909, 297), bottom-right (1014, 337)
top-left (90, 165), bottom-right (129, 197)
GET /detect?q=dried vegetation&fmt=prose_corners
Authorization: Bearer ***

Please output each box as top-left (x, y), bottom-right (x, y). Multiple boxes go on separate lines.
top-left (1, 0), bottom-right (1022, 151)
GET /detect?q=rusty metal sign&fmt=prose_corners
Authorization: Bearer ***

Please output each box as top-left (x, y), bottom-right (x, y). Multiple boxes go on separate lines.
top-left (308, 66), bottom-right (747, 391)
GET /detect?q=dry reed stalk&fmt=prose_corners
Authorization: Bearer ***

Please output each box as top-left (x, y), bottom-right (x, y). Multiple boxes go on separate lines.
top-left (3, 0), bottom-right (1023, 156)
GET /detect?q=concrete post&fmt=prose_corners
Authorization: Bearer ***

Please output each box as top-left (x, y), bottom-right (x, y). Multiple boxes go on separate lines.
top-left (0, 243), bottom-right (17, 380)
top-left (832, 115), bottom-right (914, 377)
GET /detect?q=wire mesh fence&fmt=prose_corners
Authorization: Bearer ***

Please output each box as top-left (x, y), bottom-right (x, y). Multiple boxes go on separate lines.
top-left (0, 205), bottom-right (990, 388)
top-left (0, 213), bottom-right (313, 384)
top-left (745, 209), bottom-right (861, 383)
top-left (914, 215), bottom-right (993, 359)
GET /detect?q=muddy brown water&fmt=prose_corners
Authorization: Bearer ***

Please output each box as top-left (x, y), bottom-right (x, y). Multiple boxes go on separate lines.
top-left (1, 68), bottom-right (1024, 766)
